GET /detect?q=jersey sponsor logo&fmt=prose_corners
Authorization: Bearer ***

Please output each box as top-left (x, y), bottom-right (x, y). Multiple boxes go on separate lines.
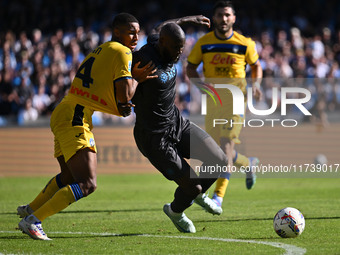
top-left (125, 51), bottom-right (132, 55)
top-left (215, 67), bottom-right (231, 76)
top-left (232, 45), bottom-right (239, 53)
top-left (128, 61), bottom-right (132, 72)
top-left (69, 86), bottom-right (108, 106)
top-left (206, 45), bottom-right (214, 51)
top-left (210, 54), bottom-right (236, 65)
top-left (89, 138), bottom-right (95, 147)
top-left (159, 66), bottom-right (176, 83)
top-left (75, 133), bottom-right (83, 138)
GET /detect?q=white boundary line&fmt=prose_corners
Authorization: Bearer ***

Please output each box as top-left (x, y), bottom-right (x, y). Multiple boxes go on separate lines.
top-left (0, 230), bottom-right (306, 255)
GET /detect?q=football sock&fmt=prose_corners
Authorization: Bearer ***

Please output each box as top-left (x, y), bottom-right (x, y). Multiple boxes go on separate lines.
top-left (29, 174), bottom-right (65, 211)
top-left (168, 204), bottom-right (182, 216)
top-left (171, 187), bottom-right (195, 213)
top-left (234, 152), bottom-right (250, 169)
top-left (213, 152), bottom-right (235, 198)
top-left (26, 214), bottom-right (40, 224)
top-left (214, 176), bottom-right (230, 198)
top-left (199, 162), bottom-right (223, 193)
top-left (34, 183), bottom-right (83, 221)
top-left (200, 177), bottom-right (218, 193)
top-left (214, 153), bottom-right (251, 198)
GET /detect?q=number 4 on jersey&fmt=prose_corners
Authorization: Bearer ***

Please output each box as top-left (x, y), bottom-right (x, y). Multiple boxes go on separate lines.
top-left (75, 57), bottom-right (95, 88)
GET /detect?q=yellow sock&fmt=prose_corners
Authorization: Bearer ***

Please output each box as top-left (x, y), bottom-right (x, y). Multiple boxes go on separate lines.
top-left (234, 153), bottom-right (250, 169)
top-left (29, 174), bottom-right (64, 211)
top-left (214, 177), bottom-right (230, 198)
top-left (34, 184), bottom-right (82, 221)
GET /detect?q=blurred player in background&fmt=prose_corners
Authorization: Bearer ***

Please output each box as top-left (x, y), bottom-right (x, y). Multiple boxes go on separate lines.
top-left (132, 17), bottom-right (230, 233)
top-left (186, 1), bottom-right (263, 209)
top-left (16, 13), bottom-right (157, 240)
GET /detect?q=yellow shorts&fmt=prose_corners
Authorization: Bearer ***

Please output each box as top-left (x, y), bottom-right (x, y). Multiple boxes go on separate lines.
top-left (204, 89), bottom-right (246, 145)
top-left (50, 100), bottom-right (97, 162)
top-left (205, 113), bottom-right (244, 145)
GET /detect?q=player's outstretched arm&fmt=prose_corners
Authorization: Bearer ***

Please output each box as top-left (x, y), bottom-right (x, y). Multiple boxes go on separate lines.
top-left (115, 61), bottom-right (157, 116)
top-left (186, 62), bottom-right (211, 93)
top-left (250, 61), bottom-right (263, 101)
top-left (177, 15), bottom-right (210, 27)
top-left (186, 62), bottom-right (200, 79)
top-left (152, 15), bottom-right (210, 34)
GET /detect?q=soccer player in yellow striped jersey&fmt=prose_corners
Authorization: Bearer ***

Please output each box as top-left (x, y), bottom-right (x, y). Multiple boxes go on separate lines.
top-left (17, 13), bottom-right (157, 240)
top-left (187, 1), bottom-right (263, 209)
top-left (66, 40), bottom-right (134, 116)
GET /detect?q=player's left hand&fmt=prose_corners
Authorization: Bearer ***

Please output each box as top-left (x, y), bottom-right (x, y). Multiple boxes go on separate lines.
top-left (118, 102), bottom-right (135, 117)
top-left (179, 15), bottom-right (210, 28)
top-left (132, 61), bottom-right (158, 83)
top-left (252, 83), bottom-right (263, 101)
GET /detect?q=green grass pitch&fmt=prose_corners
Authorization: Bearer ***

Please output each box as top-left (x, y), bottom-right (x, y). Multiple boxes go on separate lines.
top-left (0, 174), bottom-right (339, 254)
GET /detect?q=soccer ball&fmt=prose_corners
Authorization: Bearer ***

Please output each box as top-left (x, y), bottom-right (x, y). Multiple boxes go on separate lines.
top-left (273, 207), bottom-right (305, 238)
top-left (314, 154), bottom-right (328, 165)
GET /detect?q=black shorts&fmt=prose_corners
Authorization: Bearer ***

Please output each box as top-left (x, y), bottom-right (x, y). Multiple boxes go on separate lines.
top-left (134, 121), bottom-right (225, 180)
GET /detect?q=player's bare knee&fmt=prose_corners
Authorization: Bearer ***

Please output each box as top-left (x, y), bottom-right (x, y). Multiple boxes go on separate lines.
top-left (181, 183), bottom-right (201, 198)
top-left (80, 180), bottom-right (97, 197)
top-left (60, 172), bottom-right (74, 185)
top-left (87, 181), bottom-right (97, 196)
top-left (193, 184), bottom-right (202, 196)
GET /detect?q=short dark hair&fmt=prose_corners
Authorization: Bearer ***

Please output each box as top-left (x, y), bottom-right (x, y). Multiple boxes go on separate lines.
top-left (112, 13), bottom-right (139, 29)
top-left (213, 1), bottom-right (235, 15)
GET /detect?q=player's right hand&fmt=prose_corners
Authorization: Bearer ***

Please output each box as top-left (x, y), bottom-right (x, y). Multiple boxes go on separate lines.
top-left (118, 102), bottom-right (135, 117)
top-left (132, 61), bottom-right (158, 83)
top-left (180, 15), bottom-right (211, 28)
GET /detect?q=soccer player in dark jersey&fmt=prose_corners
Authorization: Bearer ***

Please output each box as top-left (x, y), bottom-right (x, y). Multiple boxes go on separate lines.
top-left (132, 21), bottom-right (230, 233)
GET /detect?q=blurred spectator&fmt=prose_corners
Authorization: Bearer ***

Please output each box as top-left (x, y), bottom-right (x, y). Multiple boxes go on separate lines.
top-left (291, 27), bottom-right (304, 50)
top-left (0, 0), bottom-right (340, 126)
top-left (66, 38), bottom-right (85, 69)
top-left (14, 32), bottom-right (33, 56)
top-left (13, 77), bottom-right (34, 112)
top-left (17, 98), bottom-right (38, 125)
top-left (32, 84), bottom-right (51, 115)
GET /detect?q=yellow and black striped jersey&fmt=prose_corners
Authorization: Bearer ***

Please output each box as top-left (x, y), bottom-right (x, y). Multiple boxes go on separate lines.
top-left (188, 31), bottom-right (258, 79)
top-left (64, 41), bottom-right (133, 116)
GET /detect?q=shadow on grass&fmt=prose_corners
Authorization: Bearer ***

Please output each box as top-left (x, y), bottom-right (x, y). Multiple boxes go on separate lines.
top-left (0, 232), bottom-right (145, 240)
top-left (59, 208), bottom-right (161, 214)
top-left (0, 232), bottom-right (297, 241)
top-left (194, 216), bottom-right (340, 223)
top-left (0, 208), bottom-right (160, 216)
top-left (2, 208), bottom-right (340, 222)
top-left (52, 233), bottom-right (144, 239)
top-left (0, 235), bottom-right (28, 240)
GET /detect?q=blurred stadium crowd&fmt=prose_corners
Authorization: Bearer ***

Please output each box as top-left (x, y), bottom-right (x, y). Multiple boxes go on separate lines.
top-left (1, 0), bottom-right (340, 126)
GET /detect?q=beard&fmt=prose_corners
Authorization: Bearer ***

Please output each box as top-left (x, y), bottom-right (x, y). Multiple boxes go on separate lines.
top-left (215, 22), bottom-right (233, 35)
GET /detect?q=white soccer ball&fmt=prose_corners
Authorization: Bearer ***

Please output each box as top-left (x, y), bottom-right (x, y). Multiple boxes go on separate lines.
top-left (314, 154), bottom-right (328, 165)
top-left (273, 207), bottom-right (305, 238)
